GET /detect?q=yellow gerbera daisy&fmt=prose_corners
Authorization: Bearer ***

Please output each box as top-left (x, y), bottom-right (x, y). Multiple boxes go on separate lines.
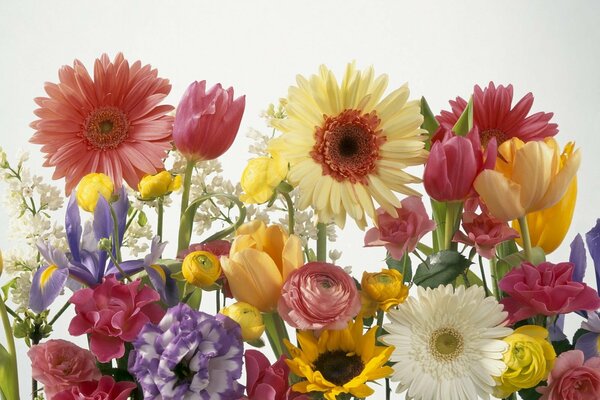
top-left (284, 318), bottom-right (394, 400)
top-left (270, 62), bottom-right (428, 228)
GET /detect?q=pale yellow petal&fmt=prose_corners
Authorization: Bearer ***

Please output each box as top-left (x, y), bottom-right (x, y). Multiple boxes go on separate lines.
top-left (474, 170), bottom-right (526, 221)
top-left (536, 148), bottom-right (581, 212)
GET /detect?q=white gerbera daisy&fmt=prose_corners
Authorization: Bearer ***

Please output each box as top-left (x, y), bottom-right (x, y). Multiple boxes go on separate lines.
top-left (381, 284), bottom-right (512, 400)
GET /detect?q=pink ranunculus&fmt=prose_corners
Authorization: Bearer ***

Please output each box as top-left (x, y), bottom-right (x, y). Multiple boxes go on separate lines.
top-left (173, 81), bottom-right (245, 162)
top-left (499, 262), bottom-right (600, 324)
top-left (278, 262), bottom-right (361, 330)
top-left (537, 350), bottom-right (600, 400)
top-left (28, 339), bottom-right (101, 399)
top-left (52, 376), bottom-right (137, 400)
top-left (68, 275), bottom-right (165, 362)
top-left (364, 196), bottom-right (436, 260)
top-left (423, 128), bottom-right (497, 202)
top-left (453, 210), bottom-right (520, 259)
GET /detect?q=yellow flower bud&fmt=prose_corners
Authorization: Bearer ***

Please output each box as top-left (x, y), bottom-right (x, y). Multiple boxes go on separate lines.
top-left (239, 153), bottom-right (288, 204)
top-left (220, 301), bottom-right (265, 342)
top-left (361, 269), bottom-right (409, 312)
top-left (181, 251), bottom-right (221, 288)
top-left (76, 173), bottom-right (114, 212)
top-left (137, 171), bottom-right (181, 200)
top-left (360, 290), bottom-right (378, 318)
top-left (494, 325), bottom-right (556, 398)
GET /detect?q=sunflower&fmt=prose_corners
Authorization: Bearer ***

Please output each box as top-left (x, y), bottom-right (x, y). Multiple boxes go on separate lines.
top-left (284, 317), bottom-right (394, 400)
top-left (270, 62), bottom-right (428, 228)
top-left (381, 284), bottom-right (512, 400)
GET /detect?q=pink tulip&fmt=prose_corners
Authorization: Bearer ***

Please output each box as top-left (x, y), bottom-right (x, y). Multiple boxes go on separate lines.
top-left (52, 376), bottom-right (137, 400)
top-left (538, 350), bottom-right (600, 400)
top-left (423, 128), bottom-right (496, 202)
top-left (173, 81), bottom-right (245, 161)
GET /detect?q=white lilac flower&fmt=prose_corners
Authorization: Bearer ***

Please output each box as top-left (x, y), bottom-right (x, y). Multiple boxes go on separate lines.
top-left (381, 284), bottom-right (512, 400)
top-left (11, 271), bottom-right (33, 312)
top-left (129, 303), bottom-right (244, 400)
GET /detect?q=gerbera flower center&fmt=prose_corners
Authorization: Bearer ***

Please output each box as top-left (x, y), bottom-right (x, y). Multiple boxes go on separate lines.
top-left (83, 106), bottom-right (130, 150)
top-left (311, 109), bottom-right (384, 184)
top-left (313, 350), bottom-right (364, 386)
top-left (429, 327), bottom-right (464, 361)
top-left (481, 129), bottom-right (509, 147)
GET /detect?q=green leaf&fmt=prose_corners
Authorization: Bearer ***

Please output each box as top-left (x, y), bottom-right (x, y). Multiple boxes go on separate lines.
top-left (137, 210), bottom-right (148, 227)
top-left (413, 250), bottom-right (472, 288)
top-left (420, 97), bottom-right (439, 151)
top-left (496, 239), bottom-right (519, 259)
top-left (551, 339), bottom-right (573, 356)
top-left (0, 344), bottom-right (18, 400)
top-left (1, 279), bottom-right (16, 301)
top-left (519, 386), bottom-right (543, 400)
top-left (247, 338), bottom-right (265, 348)
top-left (496, 247), bottom-right (546, 280)
top-left (455, 270), bottom-right (484, 287)
top-left (386, 253), bottom-right (412, 283)
top-left (451, 96), bottom-right (473, 136)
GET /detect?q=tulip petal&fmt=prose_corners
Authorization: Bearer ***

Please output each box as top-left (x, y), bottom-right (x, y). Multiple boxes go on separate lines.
top-left (474, 170), bottom-right (525, 221)
top-left (263, 225), bottom-right (287, 273)
top-left (511, 140), bottom-right (554, 211)
top-left (585, 219), bottom-right (600, 292)
top-left (29, 264), bottom-right (69, 313)
top-left (537, 148), bottom-right (581, 211)
top-left (282, 235), bottom-right (304, 280)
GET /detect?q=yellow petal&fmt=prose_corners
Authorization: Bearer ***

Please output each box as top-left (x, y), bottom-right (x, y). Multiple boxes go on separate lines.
top-left (536, 148), bottom-right (581, 212)
top-left (511, 140), bottom-right (554, 211)
top-left (281, 234), bottom-right (304, 280)
top-left (474, 170), bottom-right (526, 221)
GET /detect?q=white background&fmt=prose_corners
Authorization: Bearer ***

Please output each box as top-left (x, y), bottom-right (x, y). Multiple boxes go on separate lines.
top-left (1, 1), bottom-right (600, 399)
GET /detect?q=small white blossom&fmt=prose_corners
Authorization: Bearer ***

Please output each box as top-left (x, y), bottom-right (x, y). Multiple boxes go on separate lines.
top-left (10, 271), bottom-right (33, 312)
top-left (329, 249), bottom-right (342, 263)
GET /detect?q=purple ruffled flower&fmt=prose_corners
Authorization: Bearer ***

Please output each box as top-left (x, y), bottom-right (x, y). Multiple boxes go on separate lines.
top-left (128, 303), bottom-right (244, 400)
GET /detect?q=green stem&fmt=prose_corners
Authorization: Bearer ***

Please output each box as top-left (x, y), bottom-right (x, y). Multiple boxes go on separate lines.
top-left (490, 257), bottom-right (501, 301)
top-left (107, 251), bottom-right (133, 283)
top-left (49, 301), bottom-right (71, 325)
top-left (180, 160), bottom-right (196, 221)
top-left (461, 271), bottom-right (471, 287)
top-left (518, 216), bottom-right (533, 263)
top-left (157, 197), bottom-right (164, 240)
top-left (386, 378), bottom-right (391, 400)
top-left (0, 296), bottom-right (19, 400)
top-left (281, 192), bottom-right (295, 235)
top-left (109, 206), bottom-right (122, 263)
top-left (316, 223), bottom-right (327, 262)
top-left (443, 202), bottom-right (462, 250)
top-left (477, 255), bottom-right (491, 297)
top-left (216, 289), bottom-right (221, 313)
top-left (4, 304), bottom-right (22, 323)
top-left (263, 312), bottom-right (289, 358)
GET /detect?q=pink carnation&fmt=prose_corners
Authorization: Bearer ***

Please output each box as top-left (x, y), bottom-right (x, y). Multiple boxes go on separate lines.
top-left (278, 262), bottom-right (361, 330)
top-left (538, 350), bottom-right (600, 400)
top-left (499, 262), bottom-right (600, 324)
top-left (28, 339), bottom-right (101, 399)
top-left (453, 210), bottom-right (519, 259)
top-left (364, 196), bottom-right (436, 260)
top-left (52, 376), bottom-right (137, 400)
top-left (68, 275), bottom-right (165, 362)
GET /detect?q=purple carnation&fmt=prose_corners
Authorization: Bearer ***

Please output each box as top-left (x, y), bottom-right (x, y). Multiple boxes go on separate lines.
top-left (128, 303), bottom-right (244, 399)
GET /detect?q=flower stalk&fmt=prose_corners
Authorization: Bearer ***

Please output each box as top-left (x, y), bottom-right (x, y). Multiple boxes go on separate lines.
top-left (263, 312), bottom-right (289, 358)
top-left (316, 222), bottom-right (327, 262)
top-left (0, 295), bottom-right (19, 400)
top-left (518, 216), bottom-right (533, 263)
top-left (180, 160), bottom-right (196, 222)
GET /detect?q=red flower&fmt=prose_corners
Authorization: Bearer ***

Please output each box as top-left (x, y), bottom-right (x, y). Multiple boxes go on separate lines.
top-left (68, 276), bottom-right (165, 362)
top-left (52, 376), bottom-right (136, 400)
top-left (453, 209), bottom-right (519, 259)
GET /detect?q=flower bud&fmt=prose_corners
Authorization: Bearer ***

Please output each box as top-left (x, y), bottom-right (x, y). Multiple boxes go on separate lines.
top-left (361, 269), bottom-right (409, 312)
top-left (97, 238), bottom-right (113, 252)
top-left (137, 171), bottom-right (181, 200)
top-left (76, 173), bottom-right (114, 212)
top-left (181, 251), bottom-right (221, 288)
top-left (239, 153), bottom-right (288, 204)
top-left (220, 301), bottom-right (265, 342)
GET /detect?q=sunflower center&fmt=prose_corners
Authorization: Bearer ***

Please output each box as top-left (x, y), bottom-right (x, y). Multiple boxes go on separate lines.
top-left (429, 327), bottom-right (464, 361)
top-left (481, 129), bottom-right (508, 147)
top-left (313, 350), bottom-right (364, 386)
top-left (83, 106), bottom-right (130, 150)
top-left (311, 109), bottom-right (384, 184)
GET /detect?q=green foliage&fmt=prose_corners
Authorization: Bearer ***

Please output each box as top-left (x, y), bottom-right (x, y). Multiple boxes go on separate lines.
top-left (519, 386), bottom-right (543, 400)
top-left (386, 253), bottom-right (412, 283)
top-left (451, 96), bottom-right (473, 136)
top-left (413, 250), bottom-right (472, 288)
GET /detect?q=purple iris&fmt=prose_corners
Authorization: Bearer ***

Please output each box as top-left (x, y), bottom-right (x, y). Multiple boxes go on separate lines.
top-left (128, 303), bottom-right (244, 400)
top-left (575, 312), bottom-right (600, 360)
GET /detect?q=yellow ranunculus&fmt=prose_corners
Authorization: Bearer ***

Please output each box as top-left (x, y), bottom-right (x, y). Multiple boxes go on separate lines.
top-left (220, 301), bottom-right (265, 342)
top-left (361, 269), bottom-right (409, 312)
top-left (239, 153), bottom-right (288, 204)
top-left (181, 250), bottom-right (221, 289)
top-left (76, 173), bottom-right (114, 212)
top-left (137, 171), bottom-right (181, 200)
top-left (474, 138), bottom-right (580, 222)
top-left (221, 220), bottom-right (304, 312)
top-left (512, 142), bottom-right (578, 253)
top-left (494, 325), bottom-right (556, 398)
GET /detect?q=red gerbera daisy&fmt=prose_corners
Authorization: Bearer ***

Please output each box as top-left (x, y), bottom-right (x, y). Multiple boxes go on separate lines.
top-left (30, 53), bottom-right (174, 194)
top-left (436, 82), bottom-right (558, 146)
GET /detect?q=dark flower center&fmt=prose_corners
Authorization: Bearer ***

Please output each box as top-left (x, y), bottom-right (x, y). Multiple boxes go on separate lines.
top-left (83, 106), bottom-right (130, 150)
top-left (174, 361), bottom-right (193, 384)
top-left (311, 109), bottom-right (384, 184)
top-left (481, 129), bottom-right (508, 147)
top-left (313, 350), bottom-right (364, 386)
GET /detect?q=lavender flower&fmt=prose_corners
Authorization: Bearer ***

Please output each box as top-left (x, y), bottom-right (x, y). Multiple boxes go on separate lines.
top-left (128, 303), bottom-right (244, 399)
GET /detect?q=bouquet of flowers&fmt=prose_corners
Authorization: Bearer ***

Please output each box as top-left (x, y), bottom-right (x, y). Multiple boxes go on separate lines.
top-left (1, 53), bottom-right (599, 400)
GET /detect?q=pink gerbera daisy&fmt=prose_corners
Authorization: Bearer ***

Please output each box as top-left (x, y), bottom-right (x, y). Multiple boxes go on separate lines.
top-left (30, 53), bottom-right (174, 194)
top-left (436, 82), bottom-right (558, 146)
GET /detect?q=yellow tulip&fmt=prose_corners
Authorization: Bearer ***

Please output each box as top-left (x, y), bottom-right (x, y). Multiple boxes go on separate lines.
top-left (494, 325), bottom-right (556, 398)
top-left (138, 171), bottom-right (181, 200)
top-left (181, 251), bottom-right (221, 288)
top-left (512, 142), bottom-right (578, 253)
top-left (239, 153), bottom-right (288, 204)
top-left (220, 301), bottom-right (265, 342)
top-left (361, 269), bottom-right (409, 312)
top-left (221, 220), bottom-right (304, 312)
top-left (76, 173), bottom-right (114, 212)
top-left (474, 138), bottom-right (580, 221)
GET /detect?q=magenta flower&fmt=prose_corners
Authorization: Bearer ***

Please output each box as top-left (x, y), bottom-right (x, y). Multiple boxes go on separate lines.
top-left (28, 339), bottom-right (101, 399)
top-left (499, 262), bottom-right (600, 324)
top-left (173, 81), bottom-right (245, 161)
top-left (453, 210), bottom-right (520, 259)
top-left (423, 128), bottom-right (496, 202)
top-left (244, 350), bottom-right (292, 400)
top-left (68, 275), bottom-right (165, 362)
top-left (278, 262), bottom-right (361, 330)
top-left (52, 376), bottom-right (136, 400)
top-left (538, 350), bottom-right (600, 400)
top-left (364, 196), bottom-right (436, 260)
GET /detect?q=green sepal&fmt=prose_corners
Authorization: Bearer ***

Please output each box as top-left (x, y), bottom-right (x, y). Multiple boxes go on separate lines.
top-left (386, 252), bottom-right (412, 283)
top-left (276, 181), bottom-right (294, 194)
top-left (137, 210), bottom-right (148, 227)
top-left (247, 338), bottom-right (266, 348)
top-left (451, 96), bottom-right (473, 136)
top-left (413, 250), bottom-right (472, 288)
top-left (420, 97), bottom-right (439, 151)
